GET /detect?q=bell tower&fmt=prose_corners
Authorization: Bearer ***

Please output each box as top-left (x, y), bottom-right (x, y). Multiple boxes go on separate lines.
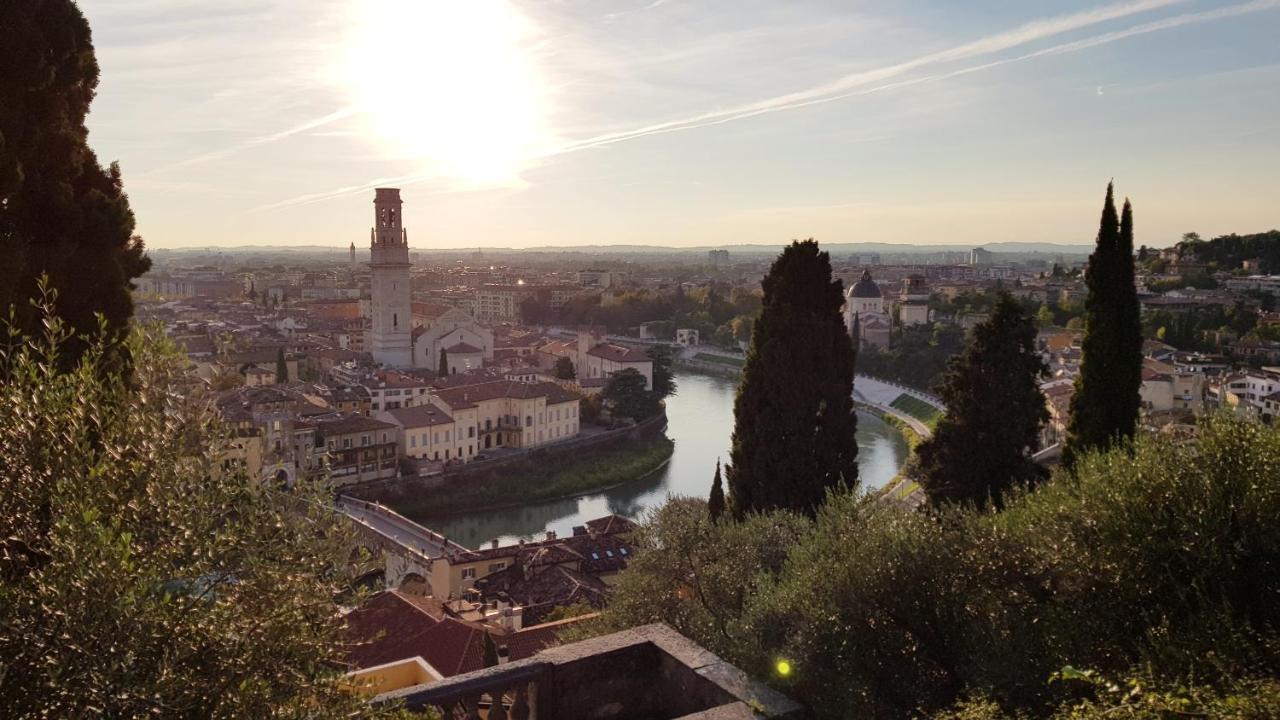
top-left (368, 188), bottom-right (412, 367)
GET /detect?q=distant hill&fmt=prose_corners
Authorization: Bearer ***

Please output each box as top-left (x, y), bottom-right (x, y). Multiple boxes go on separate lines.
top-left (1176, 230), bottom-right (1280, 274)
top-left (151, 241), bottom-right (1094, 257)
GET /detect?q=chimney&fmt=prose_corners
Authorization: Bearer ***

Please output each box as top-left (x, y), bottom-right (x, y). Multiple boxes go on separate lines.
top-left (545, 530), bottom-right (556, 541)
top-left (490, 539), bottom-right (499, 549)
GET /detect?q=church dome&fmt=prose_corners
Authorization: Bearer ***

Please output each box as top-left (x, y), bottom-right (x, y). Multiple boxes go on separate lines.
top-left (849, 269), bottom-right (882, 299)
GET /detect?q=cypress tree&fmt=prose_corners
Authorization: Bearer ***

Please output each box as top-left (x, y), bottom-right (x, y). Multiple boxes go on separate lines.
top-left (482, 632), bottom-right (499, 668)
top-left (916, 293), bottom-right (1049, 510)
top-left (438, 347), bottom-right (449, 376)
top-left (1064, 184), bottom-right (1143, 467)
top-left (1, 0), bottom-right (151, 368)
top-left (726, 240), bottom-right (859, 518)
top-left (275, 347), bottom-right (288, 383)
top-left (708, 459), bottom-right (726, 521)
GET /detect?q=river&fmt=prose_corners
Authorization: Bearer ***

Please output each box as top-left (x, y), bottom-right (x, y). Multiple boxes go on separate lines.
top-left (411, 372), bottom-right (908, 549)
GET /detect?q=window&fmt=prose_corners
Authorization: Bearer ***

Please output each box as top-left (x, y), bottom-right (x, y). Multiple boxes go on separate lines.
top-left (461, 567), bottom-right (476, 579)
top-left (343, 438), bottom-right (351, 449)
top-left (488, 563), bottom-right (506, 573)
top-left (591, 552), bottom-right (599, 560)
top-left (620, 548), bottom-right (628, 555)
top-left (393, 313), bottom-right (398, 328)
top-left (526, 415), bottom-right (533, 426)
top-left (381, 432), bottom-right (387, 443)
top-left (410, 435), bottom-right (417, 448)
top-left (469, 427), bottom-right (475, 438)
top-left (361, 436), bottom-right (369, 446)
top-left (606, 550), bottom-right (614, 557)
top-left (445, 449), bottom-right (450, 459)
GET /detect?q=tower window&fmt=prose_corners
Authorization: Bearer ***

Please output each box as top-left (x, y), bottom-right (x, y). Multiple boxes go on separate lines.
top-left (393, 313), bottom-right (398, 327)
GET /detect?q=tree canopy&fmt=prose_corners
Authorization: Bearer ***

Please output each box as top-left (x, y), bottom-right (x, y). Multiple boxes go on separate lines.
top-left (727, 240), bottom-right (859, 518)
top-left (0, 298), bottom-right (387, 718)
top-left (0, 0), bottom-right (151, 369)
top-left (1065, 184), bottom-right (1143, 466)
top-left (917, 293), bottom-right (1048, 509)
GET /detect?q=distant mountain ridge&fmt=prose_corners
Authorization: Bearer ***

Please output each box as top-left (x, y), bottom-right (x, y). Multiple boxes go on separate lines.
top-left (151, 241), bottom-right (1095, 255)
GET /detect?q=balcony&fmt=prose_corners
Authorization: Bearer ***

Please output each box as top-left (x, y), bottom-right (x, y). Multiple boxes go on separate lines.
top-left (373, 623), bottom-right (802, 719)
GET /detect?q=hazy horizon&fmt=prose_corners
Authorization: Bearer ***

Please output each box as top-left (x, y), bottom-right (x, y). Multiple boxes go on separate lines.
top-left (83, 0), bottom-right (1280, 250)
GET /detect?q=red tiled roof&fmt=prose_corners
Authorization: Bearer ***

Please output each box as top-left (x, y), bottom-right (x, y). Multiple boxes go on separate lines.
top-left (434, 380), bottom-right (578, 410)
top-left (344, 591), bottom-right (573, 675)
top-left (386, 403), bottom-right (455, 428)
top-left (412, 301), bottom-right (452, 319)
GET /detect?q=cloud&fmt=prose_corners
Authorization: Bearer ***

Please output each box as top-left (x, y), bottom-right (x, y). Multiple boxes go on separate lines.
top-left (262, 0), bottom-right (1280, 210)
top-left (138, 106), bottom-right (357, 177)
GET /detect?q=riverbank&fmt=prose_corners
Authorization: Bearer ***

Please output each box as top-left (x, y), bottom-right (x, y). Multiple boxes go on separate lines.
top-left (384, 435), bottom-right (676, 519)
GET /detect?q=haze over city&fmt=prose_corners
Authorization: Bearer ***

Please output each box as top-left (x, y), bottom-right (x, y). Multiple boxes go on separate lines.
top-left (84, 0), bottom-right (1280, 250)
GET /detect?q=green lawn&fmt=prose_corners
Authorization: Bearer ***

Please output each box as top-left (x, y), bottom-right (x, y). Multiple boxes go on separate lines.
top-left (890, 393), bottom-right (943, 425)
top-left (694, 353), bottom-right (745, 367)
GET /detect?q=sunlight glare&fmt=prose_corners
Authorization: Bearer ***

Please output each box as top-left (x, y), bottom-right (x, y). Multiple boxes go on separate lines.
top-left (341, 0), bottom-right (551, 185)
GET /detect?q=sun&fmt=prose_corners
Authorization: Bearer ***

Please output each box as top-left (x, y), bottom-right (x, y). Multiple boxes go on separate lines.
top-left (340, 0), bottom-right (551, 185)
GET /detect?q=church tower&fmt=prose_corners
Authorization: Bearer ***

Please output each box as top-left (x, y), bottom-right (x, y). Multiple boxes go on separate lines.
top-left (349, 241), bottom-right (356, 268)
top-left (368, 188), bottom-right (412, 367)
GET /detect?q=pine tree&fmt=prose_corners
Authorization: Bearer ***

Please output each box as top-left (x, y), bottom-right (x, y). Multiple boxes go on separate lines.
top-left (275, 347), bottom-right (288, 383)
top-left (1, 0), bottom-right (151, 369)
top-left (727, 240), bottom-right (859, 518)
top-left (1064, 184), bottom-right (1143, 467)
top-left (438, 347), bottom-right (449, 376)
top-left (708, 459), bottom-right (726, 521)
top-left (916, 293), bottom-right (1049, 509)
top-left (554, 356), bottom-right (576, 380)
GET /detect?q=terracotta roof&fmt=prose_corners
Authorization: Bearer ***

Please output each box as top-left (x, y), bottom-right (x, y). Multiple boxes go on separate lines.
top-left (315, 414), bottom-right (397, 436)
top-left (434, 380), bottom-right (578, 410)
top-left (475, 565), bottom-right (611, 626)
top-left (446, 342), bottom-right (483, 354)
top-left (343, 591), bottom-right (572, 675)
top-left (412, 301), bottom-right (452, 319)
top-left (584, 514), bottom-right (638, 535)
top-left (586, 343), bottom-right (649, 363)
top-left (386, 403), bottom-right (455, 428)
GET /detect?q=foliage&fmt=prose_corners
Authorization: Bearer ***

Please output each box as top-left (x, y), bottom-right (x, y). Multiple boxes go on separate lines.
top-left (0, 0), bottom-right (151, 370)
top-left (646, 343), bottom-right (677, 399)
top-left (728, 240), bottom-right (859, 518)
top-left (1142, 302), bottom-right (1257, 351)
top-left (437, 347), bottom-right (448, 376)
top-left (708, 459), bottom-right (726, 521)
top-left (554, 356), bottom-right (576, 380)
top-left (482, 632), bottom-right (499, 668)
top-left (1065, 185), bottom-right (1142, 467)
top-left (594, 415), bottom-right (1280, 718)
top-left (857, 323), bottom-right (967, 392)
top-left (275, 346), bottom-right (288, 383)
top-left (917, 294), bottom-right (1048, 509)
top-left (1175, 229), bottom-right (1280, 275)
top-left (582, 498), bottom-right (809, 659)
top-left (602, 367), bottom-right (660, 420)
top-left (0, 299), bottom-right (388, 718)
top-left (540, 602), bottom-right (598, 624)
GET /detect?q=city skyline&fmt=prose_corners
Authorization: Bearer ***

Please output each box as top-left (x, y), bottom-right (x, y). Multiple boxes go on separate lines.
top-left (84, 0), bottom-right (1280, 249)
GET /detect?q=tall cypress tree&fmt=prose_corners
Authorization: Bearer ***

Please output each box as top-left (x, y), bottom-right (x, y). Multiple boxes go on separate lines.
top-left (0, 0), bottom-right (151, 368)
top-left (275, 347), bottom-right (288, 383)
top-left (1064, 184), bottom-right (1143, 467)
top-left (438, 347), bottom-right (449, 376)
top-left (726, 240), bottom-right (859, 518)
top-left (708, 459), bottom-right (726, 521)
top-left (916, 293), bottom-right (1048, 510)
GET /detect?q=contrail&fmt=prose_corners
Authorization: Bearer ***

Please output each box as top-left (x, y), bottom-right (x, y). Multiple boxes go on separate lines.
top-left (551, 0), bottom-right (1186, 154)
top-left (264, 0), bottom-right (1277, 210)
top-left (139, 106), bottom-right (358, 177)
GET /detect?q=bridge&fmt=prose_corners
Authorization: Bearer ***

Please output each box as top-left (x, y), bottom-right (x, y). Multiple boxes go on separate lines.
top-left (335, 495), bottom-right (470, 587)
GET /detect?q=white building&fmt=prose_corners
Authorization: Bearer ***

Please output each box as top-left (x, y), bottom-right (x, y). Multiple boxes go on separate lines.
top-left (845, 269), bottom-right (891, 348)
top-left (368, 188), bottom-right (413, 368)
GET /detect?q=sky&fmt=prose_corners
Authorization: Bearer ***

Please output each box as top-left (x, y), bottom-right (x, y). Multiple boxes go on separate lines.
top-left (81, 0), bottom-right (1280, 250)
